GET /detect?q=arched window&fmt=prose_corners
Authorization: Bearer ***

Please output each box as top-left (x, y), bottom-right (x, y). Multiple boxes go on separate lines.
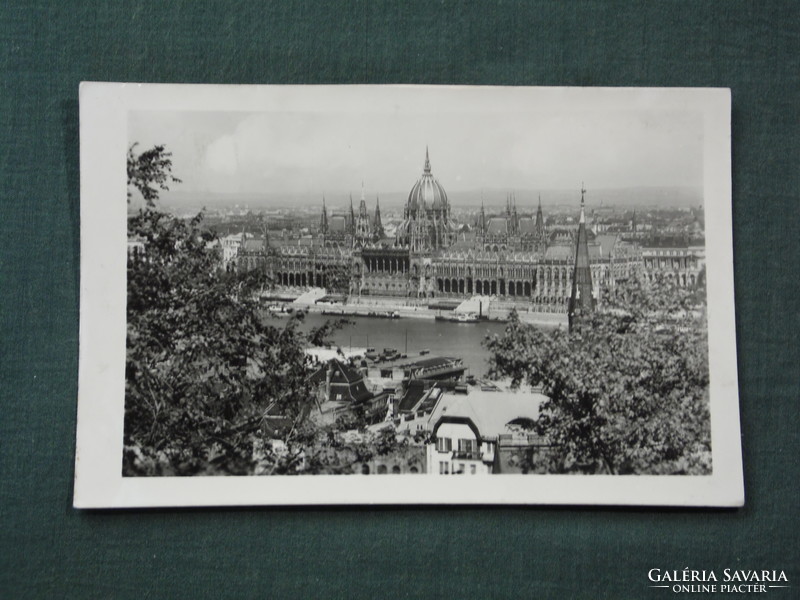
top-left (391, 465), bottom-right (401, 474)
top-left (361, 464), bottom-right (370, 475)
top-left (377, 464), bottom-right (387, 475)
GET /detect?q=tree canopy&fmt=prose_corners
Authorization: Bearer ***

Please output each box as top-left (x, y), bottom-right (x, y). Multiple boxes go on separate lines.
top-left (125, 146), bottom-right (318, 475)
top-left (485, 274), bottom-right (711, 475)
top-left (126, 144), bottom-right (182, 206)
top-left (124, 144), bottom-right (400, 476)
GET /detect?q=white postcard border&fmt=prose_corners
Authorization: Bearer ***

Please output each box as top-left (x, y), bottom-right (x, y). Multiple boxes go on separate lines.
top-left (74, 83), bottom-right (743, 508)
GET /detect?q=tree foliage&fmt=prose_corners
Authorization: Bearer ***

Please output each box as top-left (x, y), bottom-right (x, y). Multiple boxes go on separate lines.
top-left (124, 146), bottom-right (316, 475)
top-left (485, 274), bottom-right (711, 475)
top-left (124, 145), bottom-right (404, 476)
top-left (127, 144), bottom-right (182, 206)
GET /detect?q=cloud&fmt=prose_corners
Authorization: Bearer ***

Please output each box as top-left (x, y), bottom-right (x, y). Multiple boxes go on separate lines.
top-left (132, 100), bottom-right (704, 197)
top-left (203, 134), bottom-right (239, 176)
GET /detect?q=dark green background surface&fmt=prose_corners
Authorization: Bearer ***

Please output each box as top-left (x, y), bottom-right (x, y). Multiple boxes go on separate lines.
top-left (2, 2), bottom-right (798, 598)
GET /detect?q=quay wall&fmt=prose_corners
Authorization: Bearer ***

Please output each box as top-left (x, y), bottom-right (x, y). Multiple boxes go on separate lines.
top-left (290, 294), bottom-right (568, 328)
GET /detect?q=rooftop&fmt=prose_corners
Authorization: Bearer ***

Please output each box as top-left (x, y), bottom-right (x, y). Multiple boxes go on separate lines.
top-left (428, 388), bottom-right (548, 440)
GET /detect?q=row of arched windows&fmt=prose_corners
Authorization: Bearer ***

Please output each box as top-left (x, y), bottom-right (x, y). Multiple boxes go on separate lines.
top-left (358, 463), bottom-right (420, 475)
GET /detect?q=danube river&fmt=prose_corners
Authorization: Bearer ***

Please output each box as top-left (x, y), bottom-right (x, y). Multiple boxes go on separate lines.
top-left (284, 312), bottom-right (514, 377)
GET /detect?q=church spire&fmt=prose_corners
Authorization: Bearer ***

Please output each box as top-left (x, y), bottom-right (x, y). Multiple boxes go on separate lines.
top-left (512, 191), bottom-right (519, 234)
top-left (478, 196), bottom-right (487, 235)
top-left (534, 194), bottom-right (545, 238)
top-left (373, 195), bottom-right (384, 238)
top-left (320, 195), bottom-right (328, 234)
top-left (349, 194), bottom-right (356, 235)
top-left (424, 146), bottom-right (431, 173)
top-left (358, 181), bottom-right (368, 216)
top-left (355, 183), bottom-right (371, 240)
top-left (260, 216), bottom-right (269, 257)
top-left (569, 183), bottom-right (594, 330)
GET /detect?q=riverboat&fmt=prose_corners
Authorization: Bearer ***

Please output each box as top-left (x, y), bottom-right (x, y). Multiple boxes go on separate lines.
top-left (435, 312), bottom-right (481, 323)
top-left (366, 310), bottom-right (401, 319)
top-left (402, 356), bottom-right (466, 381)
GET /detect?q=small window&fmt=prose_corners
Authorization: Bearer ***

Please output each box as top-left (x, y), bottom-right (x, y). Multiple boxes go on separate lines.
top-left (436, 437), bottom-right (452, 453)
top-left (458, 439), bottom-right (477, 454)
top-left (439, 461), bottom-right (449, 475)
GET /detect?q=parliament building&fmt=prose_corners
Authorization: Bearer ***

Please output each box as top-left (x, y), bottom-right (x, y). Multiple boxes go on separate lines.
top-left (238, 149), bottom-right (642, 313)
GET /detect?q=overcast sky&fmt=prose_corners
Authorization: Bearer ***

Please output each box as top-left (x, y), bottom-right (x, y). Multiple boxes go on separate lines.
top-left (129, 90), bottom-right (703, 199)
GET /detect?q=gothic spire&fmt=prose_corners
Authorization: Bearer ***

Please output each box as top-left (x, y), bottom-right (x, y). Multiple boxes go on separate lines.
top-left (534, 194), bottom-right (545, 237)
top-left (569, 183), bottom-right (594, 331)
top-left (319, 195), bottom-right (328, 234)
top-left (358, 181), bottom-right (369, 217)
top-left (373, 195), bottom-right (384, 238)
top-left (512, 192), bottom-right (518, 234)
top-left (478, 196), bottom-right (487, 235)
top-left (424, 146), bottom-right (431, 173)
top-left (349, 194), bottom-right (356, 235)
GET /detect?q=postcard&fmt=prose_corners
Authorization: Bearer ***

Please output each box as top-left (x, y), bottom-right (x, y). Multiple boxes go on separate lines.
top-left (74, 83), bottom-right (742, 507)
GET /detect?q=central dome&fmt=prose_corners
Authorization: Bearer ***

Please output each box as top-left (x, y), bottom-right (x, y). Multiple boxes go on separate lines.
top-left (406, 147), bottom-right (448, 214)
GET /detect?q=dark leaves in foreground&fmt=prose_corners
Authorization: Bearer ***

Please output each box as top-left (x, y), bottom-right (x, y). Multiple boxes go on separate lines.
top-left (485, 274), bottom-right (711, 475)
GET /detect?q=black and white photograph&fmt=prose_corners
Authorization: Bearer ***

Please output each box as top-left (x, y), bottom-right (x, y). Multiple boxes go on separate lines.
top-left (74, 84), bottom-right (742, 507)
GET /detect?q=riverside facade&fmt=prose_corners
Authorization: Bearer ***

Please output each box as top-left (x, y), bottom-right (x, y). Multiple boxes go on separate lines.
top-left (238, 149), bottom-right (644, 313)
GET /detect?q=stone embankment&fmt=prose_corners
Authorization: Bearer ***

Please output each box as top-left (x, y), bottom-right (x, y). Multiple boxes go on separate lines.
top-left (285, 290), bottom-right (568, 328)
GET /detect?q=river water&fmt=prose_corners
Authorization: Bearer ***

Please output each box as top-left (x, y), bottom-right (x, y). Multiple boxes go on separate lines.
top-left (281, 313), bottom-right (512, 377)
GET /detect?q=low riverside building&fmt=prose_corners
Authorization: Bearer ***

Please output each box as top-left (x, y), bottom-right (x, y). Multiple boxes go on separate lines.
top-left (308, 358), bottom-right (390, 426)
top-left (367, 356), bottom-right (466, 383)
top-left (641, 236), bottom-right (706, 288)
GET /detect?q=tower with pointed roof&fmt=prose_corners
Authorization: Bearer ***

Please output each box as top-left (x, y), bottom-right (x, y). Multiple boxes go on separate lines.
top-left (354, 181), bottom-right (372, 244)
top-left (478, 198), bottom-right (487, 236)
top-left (534, 195), bottom-right (545, 237)
top-left (396, 147), bottom-right (453, 251)
top-left (319, 196), bottom-right (328, 235)
top-left (372, 195), bottom-right (384, 239)
top-left (568, 184), bottom-right (594, 330)
top-left (529, 194), bottom-right (547, 253)
top-left (511, 192), bottom-right (519, 235)
top-left (348, 194), bottom-right (356, 236)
